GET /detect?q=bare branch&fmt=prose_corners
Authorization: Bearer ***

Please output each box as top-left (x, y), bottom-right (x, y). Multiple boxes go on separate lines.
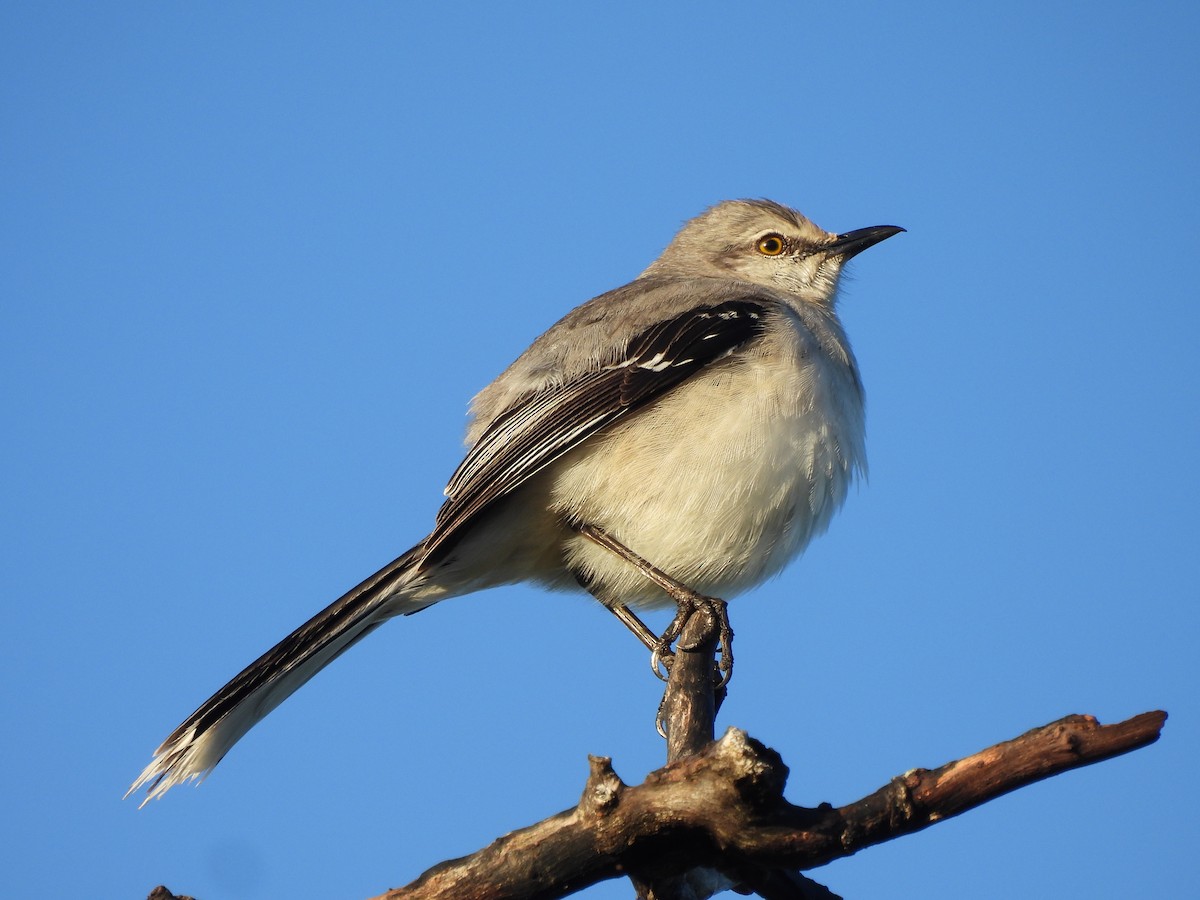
top-left (641, 608), bottom-right (730, 900)
top-left (371, 711), bottom-right (1166, 900)
top-left (659, 607), bottom-right (723, 764)
top-left (797, 710), bottom-right (1170, 867)
top-left (147, 887), bottom-right (194, 900)
top-left (648, 607), bottom-right (827, 900)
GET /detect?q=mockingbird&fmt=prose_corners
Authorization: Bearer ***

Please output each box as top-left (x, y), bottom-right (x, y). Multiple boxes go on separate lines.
top-left (128, 199), bottom-right (902, 804)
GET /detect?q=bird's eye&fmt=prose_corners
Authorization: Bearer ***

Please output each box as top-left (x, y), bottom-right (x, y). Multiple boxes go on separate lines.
top-left (756, 234), bottom-right (786, 256)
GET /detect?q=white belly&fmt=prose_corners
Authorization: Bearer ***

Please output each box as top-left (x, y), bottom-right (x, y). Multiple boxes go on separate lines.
top-left (545, 327), bottom-right (865, 607)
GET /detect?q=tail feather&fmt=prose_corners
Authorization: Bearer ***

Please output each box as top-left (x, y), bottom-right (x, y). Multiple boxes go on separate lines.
top-left (127, 548), bottom-right (425, 805)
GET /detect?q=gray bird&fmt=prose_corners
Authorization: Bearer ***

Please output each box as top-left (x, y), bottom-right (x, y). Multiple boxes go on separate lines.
top-left (128, 199), bottom-right (902, 803)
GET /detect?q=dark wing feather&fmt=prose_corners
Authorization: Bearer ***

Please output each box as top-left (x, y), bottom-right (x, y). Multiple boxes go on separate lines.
top-left (420, 298), bottom-right (769, 563)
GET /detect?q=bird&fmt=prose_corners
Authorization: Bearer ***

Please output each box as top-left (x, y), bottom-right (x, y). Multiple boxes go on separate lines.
top-left (127, 198), bottom-right (902, 804)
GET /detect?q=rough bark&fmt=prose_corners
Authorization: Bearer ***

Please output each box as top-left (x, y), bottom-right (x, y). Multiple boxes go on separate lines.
top-left (370, 711), bottom-right (1165, 900)
top-left (145, 612), bottom-right (1168, 900)
top-left (369, 608), bottom-right (1166, 899)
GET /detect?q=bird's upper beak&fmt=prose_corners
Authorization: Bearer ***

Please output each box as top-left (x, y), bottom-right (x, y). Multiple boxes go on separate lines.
top-left (826, 225), bottom-right (905, 260)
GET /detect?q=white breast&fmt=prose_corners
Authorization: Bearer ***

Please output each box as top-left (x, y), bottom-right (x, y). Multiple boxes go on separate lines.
top-left (549, 312), bottom-right (865, 607)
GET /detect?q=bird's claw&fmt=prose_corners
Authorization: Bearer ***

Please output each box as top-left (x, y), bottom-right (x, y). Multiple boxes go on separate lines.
top-left (650, 595), bottom-right (733, 689)
top-left (650, 644), bottom-right (674, 681)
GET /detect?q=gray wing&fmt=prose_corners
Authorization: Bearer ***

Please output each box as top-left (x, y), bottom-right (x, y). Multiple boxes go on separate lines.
top-left (419, 297), bottom-right (770, 563)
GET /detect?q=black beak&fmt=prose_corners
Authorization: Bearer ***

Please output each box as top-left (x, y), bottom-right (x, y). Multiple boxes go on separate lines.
top-left (827, 225), bottom-right (905, 260)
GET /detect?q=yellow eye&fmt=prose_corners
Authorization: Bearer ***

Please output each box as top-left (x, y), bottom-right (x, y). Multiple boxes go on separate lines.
top-left (756, 234), bottom-right (785, 256)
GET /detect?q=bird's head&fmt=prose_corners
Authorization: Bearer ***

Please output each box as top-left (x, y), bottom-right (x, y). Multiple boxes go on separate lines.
top-left (644, 199), bottom-right (903, 307)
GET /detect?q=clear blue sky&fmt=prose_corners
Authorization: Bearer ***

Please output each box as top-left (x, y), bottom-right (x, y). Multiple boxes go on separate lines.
top-left (2, 3), bottom-right (1196, 898)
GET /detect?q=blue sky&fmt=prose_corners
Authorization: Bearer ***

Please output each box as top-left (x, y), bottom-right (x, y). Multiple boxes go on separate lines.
top-left (2, 3), bottom-right (1196, 898)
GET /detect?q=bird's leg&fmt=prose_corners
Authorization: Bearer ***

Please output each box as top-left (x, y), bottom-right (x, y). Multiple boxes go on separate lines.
top-left (607, 603), bottom-right (664, 655)
top-left (573, 571), bottom-right (674, 679)
top-left (575, 523), bottom-right (734, 687)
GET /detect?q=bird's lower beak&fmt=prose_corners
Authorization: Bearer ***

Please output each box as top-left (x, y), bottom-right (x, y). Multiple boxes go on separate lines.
top-left (827, 225), bottom-right (905, 260)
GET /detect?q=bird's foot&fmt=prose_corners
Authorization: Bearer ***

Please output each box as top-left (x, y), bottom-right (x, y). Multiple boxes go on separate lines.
top-left (651, 593), bottom-right (733, 689)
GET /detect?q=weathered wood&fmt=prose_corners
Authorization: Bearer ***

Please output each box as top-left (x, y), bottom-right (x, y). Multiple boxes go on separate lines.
top-left (371, 711), bottom-right (1166, 900)
top-left (659, 606), bottom-right (722, 765)
top-left (640, 607), bottom-right (730, 900)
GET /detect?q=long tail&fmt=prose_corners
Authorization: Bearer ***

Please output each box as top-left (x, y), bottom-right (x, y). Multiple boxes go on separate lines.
top-left (127, 547), bottom-right (427, 805)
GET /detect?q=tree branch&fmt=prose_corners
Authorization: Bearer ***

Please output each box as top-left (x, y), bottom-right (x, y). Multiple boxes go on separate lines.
top-left (144, 607), bottom-right (1165, 900)
top-left (370, 710), bottom-right (1166, 900)
top-left (648, 608), bottom-right (829, 900)
top-left (660, 606), bottom-right (723, 764)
